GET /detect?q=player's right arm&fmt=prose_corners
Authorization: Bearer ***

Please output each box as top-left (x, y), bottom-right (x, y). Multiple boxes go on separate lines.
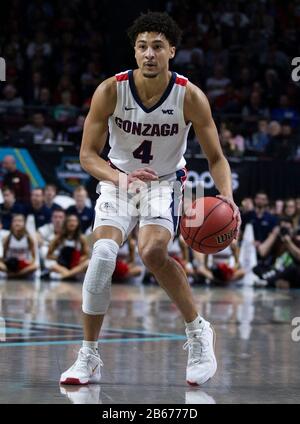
top-left (80, 77), bottom-right (120, 185)
top-left (80, 78), bottom-right (158, 186)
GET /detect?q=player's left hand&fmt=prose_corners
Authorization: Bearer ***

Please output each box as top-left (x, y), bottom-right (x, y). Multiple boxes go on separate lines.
top-left (216, 195), bottom-right (241, 240)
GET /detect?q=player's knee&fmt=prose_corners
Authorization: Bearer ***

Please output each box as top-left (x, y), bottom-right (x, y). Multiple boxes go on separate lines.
top-left (140, 244), bottom-right (168, 271)
top-left (82, 238), bottom-right (119, 315)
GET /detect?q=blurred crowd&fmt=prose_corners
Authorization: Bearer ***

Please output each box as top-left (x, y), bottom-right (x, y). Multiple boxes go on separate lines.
top-left (0, 0), bottom-right (299, 157)
top-left (240, 192), bottom-right (300, 289)
top-left (0, 152), bottom-right (299, 289)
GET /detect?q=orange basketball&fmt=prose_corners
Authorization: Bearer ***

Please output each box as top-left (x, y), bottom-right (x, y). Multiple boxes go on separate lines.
top-left (180, 197), bottom-right (237, 254)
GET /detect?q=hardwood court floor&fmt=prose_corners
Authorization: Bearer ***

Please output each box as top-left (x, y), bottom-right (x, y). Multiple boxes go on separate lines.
top-left (0, 279), bottom-right (299, 404)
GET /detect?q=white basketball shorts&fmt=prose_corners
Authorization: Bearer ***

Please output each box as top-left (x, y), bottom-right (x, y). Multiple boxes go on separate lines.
top-left (93, 167), bottom-right (187, 244)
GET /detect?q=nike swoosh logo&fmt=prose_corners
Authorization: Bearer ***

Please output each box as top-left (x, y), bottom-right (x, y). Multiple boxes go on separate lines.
top-left (125, 107), bottom-right (137, 110)
top-left (92, 364), bottom-right (99, 373)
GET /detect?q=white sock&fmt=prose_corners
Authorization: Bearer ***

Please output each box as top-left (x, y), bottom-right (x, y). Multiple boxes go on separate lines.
top-left (82, 340), bottom-right (98, 354)
top-left (185, 315), bottom-right (205, 331)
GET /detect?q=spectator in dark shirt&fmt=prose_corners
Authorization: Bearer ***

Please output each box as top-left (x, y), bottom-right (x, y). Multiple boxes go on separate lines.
top-left (242, 91), bottom-right (270, 127)
top-left (66, 186), bottom-right (93, 233)
top-left (44, 183), bottom-right (61, 213)
top-left (241, 191), bottom-right (278, 243)
top-left (66, 115), bottom-right (85, 145)
top-left (0, 84), bottom-right (24, 115)
top-left (20, 112), bottom-right (54, 143)
top-left (266, 121), bottom-right (297, 159)
top-left (26, 188), bottom-right (51, 228)
top-left (1, 155), bottom-right (31, 204)
top-left (33, 87), bottom-right (52, 116)
top-left (271, 95), bottom-right (300, 129)
top-left (0, 187), bottom-right (26, 230)
top-left (245, 119), bottom-right (270, 155)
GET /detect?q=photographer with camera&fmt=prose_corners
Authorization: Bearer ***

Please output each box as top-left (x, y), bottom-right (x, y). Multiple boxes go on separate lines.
top-left (254, 217), bottom-right (300, 288)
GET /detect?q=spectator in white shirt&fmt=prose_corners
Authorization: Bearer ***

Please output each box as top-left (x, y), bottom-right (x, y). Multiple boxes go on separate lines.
top-left (206, 64), bottom-right (231, 103)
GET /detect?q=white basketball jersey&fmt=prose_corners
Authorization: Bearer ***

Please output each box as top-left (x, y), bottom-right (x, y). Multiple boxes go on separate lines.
top-left (108, 70), bottom-right (192, 177)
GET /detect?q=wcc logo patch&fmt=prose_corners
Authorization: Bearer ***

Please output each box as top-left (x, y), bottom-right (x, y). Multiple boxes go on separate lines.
top-left (162, 109), bottom-right (174, 115)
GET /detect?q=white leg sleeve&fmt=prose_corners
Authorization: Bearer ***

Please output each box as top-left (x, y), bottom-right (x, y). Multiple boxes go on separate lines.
top-left (82, 238), bottom-right (119, 315)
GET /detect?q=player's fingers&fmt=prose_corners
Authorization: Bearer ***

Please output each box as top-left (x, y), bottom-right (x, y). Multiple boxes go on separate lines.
top-left (234, 215), bottom-right (242, 240)
top-left (217, 194), bottom-right (238, 217)
top-left (133, 170), bottom-right (158, 181)
top-left (138, 167), bottom-right (158, 176)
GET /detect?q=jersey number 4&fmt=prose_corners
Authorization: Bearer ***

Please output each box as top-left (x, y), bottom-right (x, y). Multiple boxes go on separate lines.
top-left (133, 140), bottom-right (153, 164)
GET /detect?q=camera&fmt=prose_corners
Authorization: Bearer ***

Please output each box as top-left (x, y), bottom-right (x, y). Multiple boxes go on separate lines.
top-left (280, 227), bottom-right (290, 237)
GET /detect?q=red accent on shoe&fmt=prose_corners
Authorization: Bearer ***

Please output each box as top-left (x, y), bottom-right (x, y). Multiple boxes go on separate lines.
top-left (60, 378), bottom-right (88, 386)
top-left (187, 380), bottom-right (199, 386)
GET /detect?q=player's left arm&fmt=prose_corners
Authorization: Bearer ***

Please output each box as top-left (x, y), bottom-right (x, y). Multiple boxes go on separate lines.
top-left (184, 82), bottom-right (241, 235)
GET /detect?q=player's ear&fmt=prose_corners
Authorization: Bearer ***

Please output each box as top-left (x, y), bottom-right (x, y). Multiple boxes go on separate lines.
top-left (170, 46), bottom-right (176, 59)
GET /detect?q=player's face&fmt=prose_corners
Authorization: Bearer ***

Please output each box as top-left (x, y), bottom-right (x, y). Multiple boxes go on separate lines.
top-left (134, 32), bottom-right (175, 78)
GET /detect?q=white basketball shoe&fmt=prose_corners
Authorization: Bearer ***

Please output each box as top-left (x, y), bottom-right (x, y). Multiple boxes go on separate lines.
top-left (60, 347), bottom-right (103, 385)
top-left (183, 319), bottom-right (217, 386)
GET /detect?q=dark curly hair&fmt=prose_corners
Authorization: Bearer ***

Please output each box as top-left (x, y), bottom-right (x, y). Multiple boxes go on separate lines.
top-left (127, 11), bottom-right (182, 48)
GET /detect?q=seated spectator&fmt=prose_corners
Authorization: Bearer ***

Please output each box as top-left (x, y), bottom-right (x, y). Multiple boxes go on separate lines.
top-left (245, 119), bottom-right (270, 155)
top-left (173, 35), bottom-right (203, 70)
top-left (240, 197), bottom-right (254, 214)
top-left (53, 75), bottom-right (77, 105)
top-left (45, 214), bottom-right (89, 280)
top-left (168, 234), bottom-right (194, 278)
top-left (263, 68), bottom-right (281, 109)
top-left (26, 188), bottom-right (51, 228)
top-left (193, 241), bottom-right (245, 285)
top-left (206, 64), bottom-right (231, 103)
top-left (255, 218), bottom-right (300, 289)
top-left (26, 71), bottom-right (43, 104)
top-left (271, 94), bottom-right (300, 128)
top-left (296, 198), bottom-right (300, 217)
top-left (241, 191), bottom-right (278, 245)
top-left (274, 227), bottom-right (300, 288)
top-left (220, 10), bottom-right (250, 29)
top-left (26, 31), bottom-right (52, 59)
top-left (266, 121), bottom-right (297, 159)
top-left (274, 199), bottom-right (284, 217)
top-left (80, 62), bottom-right (104, 100)
top-left (53, 90), bottom-right (77, 122)
top-left (33, 87), bottom-right (52, 114)
top-left (214, 83), bottom-right (242, 114)
top-left (281, 198), bottom-right (300, 229)
top-left (219, 128), bottom-right (244, 157)
top-left (0, 187), bottom-right (26, 230)
top-left (112, 233), bottom-right (144, 283)
top-left (242, 91), bottom-right (270, 126)
top-left (66, 115), bottom-right (85, 145)
top-left (66, 186), bottom-right (94, 233)
top-left (20, 112), bottom-right (54, 143)
top-left (0, 218), bottom-right (10, 257)
top-left (0, 214), bottom-right (37, 279)
top-left (44, 183), bottom-right (61, 213)
top-left (37, 208), bottom-right (66, 260)
top-left (0, 84), bottom-right (24, 115)
top-left (1, 155), bottom-right (31, 204)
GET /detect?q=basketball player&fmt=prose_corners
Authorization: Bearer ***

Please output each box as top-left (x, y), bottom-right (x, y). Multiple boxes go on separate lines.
top-left (60, 12), bottom-right (241, 386)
